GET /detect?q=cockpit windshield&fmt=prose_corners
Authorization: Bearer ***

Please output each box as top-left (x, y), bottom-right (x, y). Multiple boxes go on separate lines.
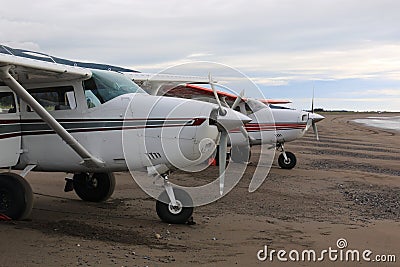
top-left (83, 70), bottom-right (146, 108)
top-left (246, 99), bottom-right (268, 113)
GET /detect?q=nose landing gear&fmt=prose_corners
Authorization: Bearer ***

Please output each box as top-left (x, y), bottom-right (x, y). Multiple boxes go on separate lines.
top-left (277, 143), bottom-right (297, 169)
top-left (156, 175), bottom-right (193, 224)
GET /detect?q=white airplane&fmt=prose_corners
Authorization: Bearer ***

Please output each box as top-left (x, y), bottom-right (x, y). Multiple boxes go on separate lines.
top-left (0, 45), bottom-right (250, 223)
top-left (40, 59), bottom-right (324, 170)
top-left (124, 76), bottom-right (325, 169)
top-left (0, 48), bottom-right (322, 170)
top-left (168, 84), bottom-right (324, 169)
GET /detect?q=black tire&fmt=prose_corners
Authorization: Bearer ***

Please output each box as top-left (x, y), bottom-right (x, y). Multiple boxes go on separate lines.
top-left (156, 188), bottom-right (193, 224)
top-left (230, 145), bottom-right (251, 163)
top-left (0, 173), bottom-right (33, 220)
top-left (73, 172), bottom-right (115, 202)
top-left (278, 152), bottom-right (297, 169)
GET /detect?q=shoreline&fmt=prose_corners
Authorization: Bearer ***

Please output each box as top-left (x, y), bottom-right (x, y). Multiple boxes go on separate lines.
top-left (348, 112), bottom-right (400, 134)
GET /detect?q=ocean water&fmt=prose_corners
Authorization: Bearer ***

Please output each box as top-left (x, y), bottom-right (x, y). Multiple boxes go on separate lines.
top-left (353, 116), bottom-right (400, 131)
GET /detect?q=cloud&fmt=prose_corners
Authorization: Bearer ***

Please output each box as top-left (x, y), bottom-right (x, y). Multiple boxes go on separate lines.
top-left (133, 41), bottom-right (400, 85)
top-left (186, 53), bottom-right (214, 58)
top-left (345, 88), bottom-right (400, 96)
top-left (251, 77), bottom-right (293, 86)
top-left (2, 0), bottom-right (400, 110)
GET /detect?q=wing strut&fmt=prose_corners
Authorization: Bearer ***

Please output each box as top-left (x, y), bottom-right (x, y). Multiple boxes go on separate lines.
top-left (0, 65), bottom-right (105, 169)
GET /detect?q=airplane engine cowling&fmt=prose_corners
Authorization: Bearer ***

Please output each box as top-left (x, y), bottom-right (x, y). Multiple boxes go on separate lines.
top-left (122, 94), bottom-right (220, 171)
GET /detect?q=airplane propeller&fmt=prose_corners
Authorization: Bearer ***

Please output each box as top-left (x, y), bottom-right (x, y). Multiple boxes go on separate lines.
top-left (208, 74), bottom-right (251, 195)
top-left (231, 90), bottom-right (244, 110)
top-left (209, 74), bottom-right (229, 195)
top-left (308, 86), bottom-right (324, 141)
top-left (311, 87), bottom-right (318, 140)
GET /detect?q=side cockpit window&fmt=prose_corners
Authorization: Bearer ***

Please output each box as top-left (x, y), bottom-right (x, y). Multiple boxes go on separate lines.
top-left (0, 92), bottom-right (16, 114)
top-left (28, 86), bottom-right (76, 112)
top-left (245, 103), bottom-right (253, 115)
top-left (83, 77), bottom-right (102, 108)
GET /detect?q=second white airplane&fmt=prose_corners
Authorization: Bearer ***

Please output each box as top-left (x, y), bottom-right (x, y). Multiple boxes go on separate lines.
top-left (125, 76), bottom-right (325, 170)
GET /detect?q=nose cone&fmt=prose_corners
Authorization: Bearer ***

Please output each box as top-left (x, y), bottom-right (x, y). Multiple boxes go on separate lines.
top-left (309, 113), bottom-right (325, 123)
top-left (216, 108), bottom-right (252, 131)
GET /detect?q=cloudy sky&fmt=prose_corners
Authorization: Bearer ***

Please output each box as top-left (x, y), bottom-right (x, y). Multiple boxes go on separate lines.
top-left (2, 0), bottom-right (400, 111)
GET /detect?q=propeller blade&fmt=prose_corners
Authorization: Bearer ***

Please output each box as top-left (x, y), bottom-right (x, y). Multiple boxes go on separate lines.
top-left (305, 115), bottom-right (312, 131)
top-left (312, 121), bottom-right (320, 141)
top-left (209, 73), bottom-right (227, 116)
top-left (231, 90), bottom-right (250, 140)
top-left (219, 130), bottom-right (228, 196)
top-left (231, 90), bottom-right (244, 110)
top-left (311, 85), bottom-right (315, 113)
top-left (220, 96), bottom-right (230, 108)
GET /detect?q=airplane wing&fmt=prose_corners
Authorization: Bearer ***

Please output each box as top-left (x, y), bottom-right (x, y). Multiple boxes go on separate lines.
top-left (124, 72), bottom-right (210, 96)
top-left (0, 46), bottom-right (91, 83)
top-left (258, 99), bottom-right (292, 105)
top-left (164, 84), bottom-right (238, 103)
top-left (160, 83), bottom-right (292, 106)
top-left (0, 45), bottom-right (135, 74)
top-left (0, 47), bottom-right (104, 168)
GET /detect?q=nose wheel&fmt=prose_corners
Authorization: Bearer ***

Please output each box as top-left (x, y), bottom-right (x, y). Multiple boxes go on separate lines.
top-left (277, 143), bottom-right (297, 169)
top-left (278, 151), bottom-right (297, 169)
top-left (156, 176), bottom-right (193, 224)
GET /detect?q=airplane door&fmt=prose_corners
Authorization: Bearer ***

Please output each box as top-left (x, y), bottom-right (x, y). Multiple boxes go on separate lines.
top-left (0, 87), bottom-right (21, 167)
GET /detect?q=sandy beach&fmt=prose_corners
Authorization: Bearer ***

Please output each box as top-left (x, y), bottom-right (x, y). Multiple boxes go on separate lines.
top-left (0, 112), bottom-right (399, 266)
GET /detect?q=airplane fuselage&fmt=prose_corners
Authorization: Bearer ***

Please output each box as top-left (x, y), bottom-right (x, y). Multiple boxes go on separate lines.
top-left (0, 71), bottom-right (227, 173)
top-left (229, 101), bottom-right (310, 147)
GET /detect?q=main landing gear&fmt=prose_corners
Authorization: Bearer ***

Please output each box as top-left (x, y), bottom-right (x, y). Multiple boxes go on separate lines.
top-left (0, 172), bottom-right (33, 220)
top-left (66, 172), bottom-right (116, 202)
top-left (277, 143), bottom-right (297, 169)
top-left (156, 175), bottom-right (193, 224)
top-left (66, 170), bottom-right (193, 224)
top-left (0, 169), bottom-right (191, 224)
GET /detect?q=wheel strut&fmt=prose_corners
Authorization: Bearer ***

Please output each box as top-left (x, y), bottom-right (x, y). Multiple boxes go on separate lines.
top-left (277, 143), bottom-right (288, 161)
top-left (162, 175), bottom-right (178, 207)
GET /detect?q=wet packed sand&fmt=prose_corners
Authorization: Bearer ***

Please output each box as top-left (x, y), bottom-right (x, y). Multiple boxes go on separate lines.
top-left (0, 113), bottom-right (399, 266)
